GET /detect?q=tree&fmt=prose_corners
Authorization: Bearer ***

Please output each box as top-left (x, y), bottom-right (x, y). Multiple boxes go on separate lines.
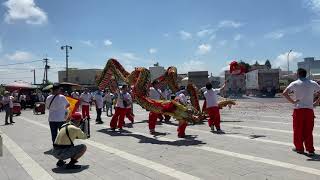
top-left (265, 59), bottom-right (272, 69)
top-left (254, 61), bottom-right (260, 66)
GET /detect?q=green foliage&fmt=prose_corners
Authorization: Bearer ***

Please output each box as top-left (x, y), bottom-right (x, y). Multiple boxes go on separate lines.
top-left (265, 60), bottom-right (272, 69)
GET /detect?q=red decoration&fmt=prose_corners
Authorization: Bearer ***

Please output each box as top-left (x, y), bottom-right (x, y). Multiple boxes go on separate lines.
top-left (229, 61), bottom-right (245, 75)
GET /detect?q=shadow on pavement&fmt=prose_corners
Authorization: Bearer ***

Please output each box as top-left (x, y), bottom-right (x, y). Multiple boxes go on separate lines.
top-left (221, 120), bottom-right (243, 123)
top-left (97, 128), bottom-right (206, 147)
top-left (249, 135), bottom-right (267, 139)
top-left (52, 165), bottom-right (89, 174)
top-left (306, 154), bottom-right (320, 161)
top-left (44, 149), bottom-right (53, 155)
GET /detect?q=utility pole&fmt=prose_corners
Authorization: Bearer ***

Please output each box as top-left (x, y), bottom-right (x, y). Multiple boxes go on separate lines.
top-left (61, 45), bottom-right (72, 82)
top-left (287, 49), bottom-right (293, 76)
top-left (43, 57), bottom-right (50, 84)
top-left (31, 69), bottom-right (36, 85)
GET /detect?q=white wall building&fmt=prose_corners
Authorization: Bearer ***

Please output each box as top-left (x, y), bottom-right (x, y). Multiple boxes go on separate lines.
top-left (149, 63), bottom-right (166, 81)
top-left (297, 57), bottom-right (320, 77)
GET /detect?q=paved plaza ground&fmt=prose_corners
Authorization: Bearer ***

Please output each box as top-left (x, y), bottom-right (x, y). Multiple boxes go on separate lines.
top-left (1, 96), bottom-right (320, 180)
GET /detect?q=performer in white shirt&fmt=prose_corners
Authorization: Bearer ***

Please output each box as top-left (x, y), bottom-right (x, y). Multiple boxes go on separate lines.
top-left (110, 85), bottom-right (132, 131)
top-left (80, 88), bottom-right (92, 119)
top-left (204, 82), bottom-right (226, 133)
top-left (148, 80), bottom-right (163, 134)
top-left (283, 68), bottom-right (320, 156)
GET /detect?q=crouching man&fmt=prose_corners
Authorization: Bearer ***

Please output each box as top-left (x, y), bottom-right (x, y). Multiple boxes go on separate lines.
top-left (52, 112), bottom-right (87, 169)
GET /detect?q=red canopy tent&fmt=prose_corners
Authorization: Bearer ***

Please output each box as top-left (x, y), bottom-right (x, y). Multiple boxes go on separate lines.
top-left (4, 80), bottom-right (37, 92)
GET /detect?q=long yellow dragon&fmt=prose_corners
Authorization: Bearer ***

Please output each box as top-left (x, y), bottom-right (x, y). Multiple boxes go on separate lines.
top-left (96, 58), bottom-right (234, 123)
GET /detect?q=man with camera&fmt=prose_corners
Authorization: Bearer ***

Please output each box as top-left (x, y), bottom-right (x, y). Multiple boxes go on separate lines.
top-left (52, 112), bottom-right (87, 169)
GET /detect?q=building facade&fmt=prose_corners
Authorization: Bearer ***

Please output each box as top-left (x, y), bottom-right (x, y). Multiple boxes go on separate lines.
top-left (58, 69), bottom-right (102, 86)
top-left (297, 57), bottom-right (320, 77)
top-left (188, 71), bottom-right (209, 89)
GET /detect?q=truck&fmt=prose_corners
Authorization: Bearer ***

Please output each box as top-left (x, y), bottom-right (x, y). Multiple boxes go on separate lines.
top-left (245, 69), bottom-right (280, 97)
top-left (224, 71), bottom-right (246, 97)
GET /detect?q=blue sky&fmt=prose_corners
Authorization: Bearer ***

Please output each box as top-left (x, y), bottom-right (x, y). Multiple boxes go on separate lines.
top-left (0, 0), bottom-right (320, 83)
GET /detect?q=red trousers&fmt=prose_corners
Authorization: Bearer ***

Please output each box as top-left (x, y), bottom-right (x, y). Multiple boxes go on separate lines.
top-left (149, 112), bottom-right (161, 130)
top-left (110, 107), bottom-right (128, 129)
top-left (82, 105), bottom-right (90, 119)
top-left (207, 107), bottom-right (220, 129)
top-left (293, 108), bottom-right (315, 152)
top-left (126, 108), bottom-right (134, 122)
top-left (177, 121), bottom-right (187, 137)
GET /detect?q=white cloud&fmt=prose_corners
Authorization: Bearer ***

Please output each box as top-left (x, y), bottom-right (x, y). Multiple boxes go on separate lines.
top-left (218, 20), bottom-right (243, 28)
top-left (197, 44), bottom-right (211, 55)
top-left (104, 39), bottom-right (112, 46)
top-left (55, 39), bottom-right (60, 44)
top-left (179, 30), bottom-right (192, 40)
top-left (234, 34), bottom-right (243, 41)
top-left (5, 50), bottom-right (34, 61)
top-left (197, 29), bottom-right (214, 37)
top-left (177, 60), bottom-right (208, 73)
top-left (122, 53), bottom-right (139, 60)
top-left (306, 0), bottom-right (320, 14)
top-left (149, 48), bottom-right (157, 54)
top-left (3, 0), bottom-right (48, 24)
top-left (273, 51), bottom-right (303, 70)
top-left (163, 33), bottom-right (169, 37)
top-left (80, 40), bottom-right (94, 47)
top-left (264, 31), bottom-right (284, 39)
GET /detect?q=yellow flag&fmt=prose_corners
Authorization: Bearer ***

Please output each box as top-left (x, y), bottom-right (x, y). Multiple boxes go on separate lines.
top-left (66, 96), bottom-right (80, 119)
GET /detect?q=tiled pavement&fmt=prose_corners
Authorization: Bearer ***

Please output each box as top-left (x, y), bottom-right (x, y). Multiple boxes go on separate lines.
top-left (1, 99), bottom-right (320, 180)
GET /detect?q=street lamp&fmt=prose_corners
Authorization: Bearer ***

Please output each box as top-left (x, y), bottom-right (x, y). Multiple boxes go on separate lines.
top-left (287, 49), bottom-right (293, 76)
top-left (31, 69), bottom-right (36, 85)
top-left (61, 45), bottom-right (72, 82)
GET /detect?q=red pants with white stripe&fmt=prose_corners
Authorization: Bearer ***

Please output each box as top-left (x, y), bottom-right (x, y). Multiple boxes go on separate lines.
top-left (82, 105), bottom-right (90, 119)
top-left (207, 106), bottom-right (220, 129)
top-left (293, 108), bottom-right (315, 152)
top-left (177, 121), bottom-right (187, 137)
top-left (110, 107), bottom-right (128, 129)
top-left (149, 112), bottom-right (161, 130)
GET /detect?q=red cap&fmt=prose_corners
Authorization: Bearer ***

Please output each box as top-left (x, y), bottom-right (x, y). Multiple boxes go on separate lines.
top-left (71, 112), bottom-right (82, 121)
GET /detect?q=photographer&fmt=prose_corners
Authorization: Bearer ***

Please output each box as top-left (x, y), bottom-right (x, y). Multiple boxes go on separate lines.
top-left (52, 112), bottom-right (87, 169)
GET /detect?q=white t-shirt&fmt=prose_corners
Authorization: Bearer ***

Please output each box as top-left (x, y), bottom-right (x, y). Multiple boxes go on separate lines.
top-left (116, 91), bottom-right (132, 108)
top-left (2, 96), bottom-right (13, 108)
top-left (46, 94), bottom-right (69, 122)
top-left (80, 93), bottom-right (92, 105)
top-left (94, 93), bottom-right (104, 109)
top-left (19, 95), bottom-right (26, 101)
top-left (176, 93), bottom-right (188, 105)
top-left (104, 93), bottom-right (114, 103)
top-left (204, 88), bottom-right (221, 108)
top-left (149, 87), bottom-right (162, 100)
top-left (71, 92), bottom-right (79, 99)
top-left (285, 79), bottom-right (320, 109)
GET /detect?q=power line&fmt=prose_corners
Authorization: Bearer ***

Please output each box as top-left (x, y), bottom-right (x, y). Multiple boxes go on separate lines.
top-left (0, 60), bottom-right (42, 67)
